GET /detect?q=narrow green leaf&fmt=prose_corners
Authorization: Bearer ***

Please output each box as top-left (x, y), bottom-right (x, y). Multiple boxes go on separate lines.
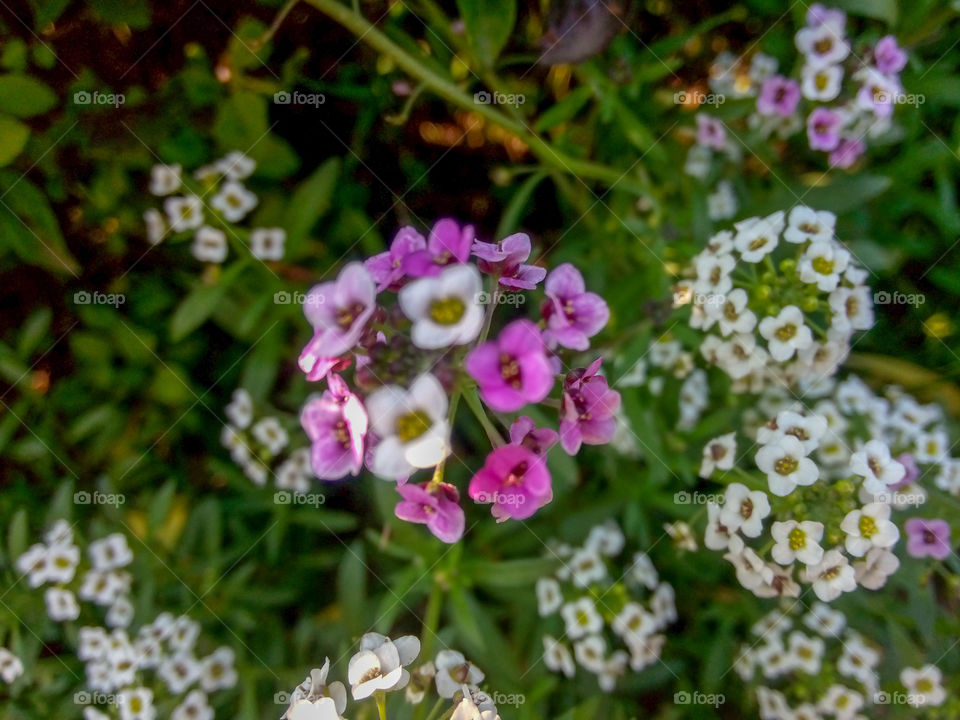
top-left (169, 261), bottom-right (248, 341)
top-left (455, 0), bottom-right (516, 69)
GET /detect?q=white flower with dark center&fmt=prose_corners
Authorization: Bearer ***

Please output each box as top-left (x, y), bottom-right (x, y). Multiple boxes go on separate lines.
top-left (252, 417), bottom-right (288, 455)
top-left (165, 195), bottom-right (204, 232)
top-left (79, 626), bottom-right (109, 661)
top-left (200, 646), bottom-right (237, 692)
top-left (693, 252), bottom-right (735, 296)
top-left (215, 151), bottom-right (256, 180)
top-left (144, 209), bottom-right (166, 245)
top-left (348, 633), bottom-right (419, 700)
top-left (45, 542), bottom-right (80, 584)
top-left (840, 502), bottom-right (898, 557)
top-left (149, 164), bottom-right (182, 196)
top-left (191, 226), bottom-right (228, 263)
top-left (560, 597), bottom-right (603, 640)
top-left (799, 240), bottom-right (850, 291)
top-left (802, 549), bottom-right (857, 602)
top-left (719, 483), bottom-right (770, 538)
top-left (915, 429), bottom-right (949, 463)
top-left (159, 653), bottom-right (201, 694)
top-left (250, 228), bottom-right (286, 261)
top-left (837, 635), bottom-right (879, 683)
top-left (757, 685), bottom-right (790, 719)
top-left (900, 665), bottom-right (946, 707)
top-left (597, 649), bottom-right (629, 691)
top-left (700, 433), bottom-right (737, 478)
top-left (757, 410), bottom-right (828, 454)
top-left (755, 640), bottom-right (791, 679)
top-left (225, 388), bottom-right (253, 429)
top-left (172, 690), bottom-right (214, 720)
top-left (628, 633), bottom-right (664, 672)
top-left (118, 687), bottom-right (155, 720)
top-left (568, 548), bottom-right (606, 588)
top-left (801, 63), bottom-right (843, 101)
top-left (850, 440), bottom-right (905, 494)
top-left (79, 569), bottom-right (126, 606)
top-left (611, 602), bottom-right (656, 647)
top-left (211, 181), bottom-right (257, 222)
top-left (0, 648), bottom-right (23, 684)
top-left (366, 373), bottom-right (450, 480)
top-left (733, 212), bottom-right (784, 262)
top-left (785, 207), bottom-right (836, 244)
top-left (89, 533), bottom-right (133, 571)
top-left (786, 631), bottom-right (824, 674)
top-left (759, 306), bottom-right (814, 362)
top-left (44, 587), bottom-right (80, 621)
top-left (542, 636), bottom-right (575, 677)
top-left (284, 659), bottom-right (348, 720)
top-left (712, 288), bottom-right (757, 336)
top-left (751, 609), bottom-right (791, 637)
top-left (771, 520), bottom-right (825, 566)
top-left (704, 501), bottom-right (733, 551)
top-left (168, 616), bottom-right (201, 654)
top-left (802, 602), bottom-right (845, 637)
top-left (853, 547), bottom-right (899, 590)
top-left (629, 552), bottom-right (659, 588)
top-left (796, 21), bottom-right (850, 67)
top-left (584, 521), bottom-right (625, 556)
top-left (828, 287), bottom-right (874, 333)
top-left (756, 435), bottom-right (818, 496)
top-left (817, 684), bottom-right (863, 719)
top-left (398, 264), bottom-right (483, 349)
top-left (724, 536), bottom-right (773, 590)
top-left (572, 634), bottom-right (606, 673)
top-left (434, 650), bottom-right (484, 699)
top-left (535, 577), bottom-right (562, 616)
top-left (106, 596), bottom-right (134, 628)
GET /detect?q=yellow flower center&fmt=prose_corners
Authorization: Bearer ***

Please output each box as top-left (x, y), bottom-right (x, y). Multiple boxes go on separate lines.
top-left (429, 296), bottom-right (465, 325)
top-left (396, 410), bottom-right (432, 443)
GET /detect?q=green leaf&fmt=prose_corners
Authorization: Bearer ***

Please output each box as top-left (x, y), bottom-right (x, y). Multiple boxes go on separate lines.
top-left (337, 540), bottom-right (368, 637)
top-left (830, 0), bottom-right (897, 24)
top-left (0, 114), bottom-right (30, 166)
top-left (7, 508), bottom-right (29, 560)
top-left (455, 0), bottom-right (516, 69)
top-left (169, 261), bottom-right (248, 341)
top-left (534, 86), bottom-right (593, 133)
top-left (213, 92), bottom-right (299, 179)
top-left (86, 0), bottom-right (152, 29)
top-left (0, 74), bottom-right (58, 117)
top-left (28, 0), bottom-right (71, 27)
top-left (0, 170), bottom-right (80, 274)
top-left (284, 157), bottom-right (341, 254)
top-left (496, 170), bottom-right (548, 238)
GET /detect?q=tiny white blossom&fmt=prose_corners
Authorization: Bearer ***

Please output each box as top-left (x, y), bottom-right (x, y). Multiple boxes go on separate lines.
top-left (0, 648), bottom-right (24, 684)
top-left (771, 520), bottom-right (825, 566)
top-left (758, 306), bottom-right (814, 362)
top-left (250, 227), bottom-right (286, 261)
top-left (45, 587), bottom-right (80, 621)
top-left (225, 388), bottom-right (253, 429)
top-left (252, 416), bottom-right (289, 455)
top-left (561, 597), bottom-right (603, 640)
top-left (850, 440), bottom-right (905, 494)
top-left (434, 650), bottom-right (484, 699)
top-left (801, 549), bottom-right (857, 602)
top-left (211, 180), bottom-right (258, 223)
top-left (191, 226), bottom-right (228, 263)
top-left (756, 435), bottom-right (819, 496)
top-left (719, 483), bottom-right (771, 538)
top-left (840, 502), bottom-right (899, 557)
top-left (398, 264), bottom-right (484, 350)
top-left (165, 195), bottom-right (204, 232)
top-left (535, 577), bottom-right (562, 616)
top-left (149, 164), bottom-right (182, 196)
top-left (900, 664), bottom-right (946, 707)
top-left (542, 635), bottom-right (575, 677)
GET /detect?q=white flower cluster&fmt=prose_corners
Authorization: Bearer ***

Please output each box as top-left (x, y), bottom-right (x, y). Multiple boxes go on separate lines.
top-left (0, 647), bottom-right (24, 684)
top-left (220, 388), bottom-right (311, 491)
top-left (14, 521), bottom-right (236, 720)
top-left (281, 634), bottom-right (503, 720)
top-left (144, 152), bottom-right (286, 263)
top-left (537, 521), bottom-right (675, 689)
top-left (676, 206), bottom-right (873, 390)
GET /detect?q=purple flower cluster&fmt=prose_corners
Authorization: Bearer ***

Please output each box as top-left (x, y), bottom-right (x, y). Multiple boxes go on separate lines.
top-left (295, 219), bottom-right (618, 543)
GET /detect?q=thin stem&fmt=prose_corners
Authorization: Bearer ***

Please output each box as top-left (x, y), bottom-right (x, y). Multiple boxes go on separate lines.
top-left (422, 696), bottom-right (447, 720)
top-left (376, 693), bottom-right (388, 720)
top-left (253, 0), bottom-right (301, 49)
top-left (463, 387), bottom-right (505, 446)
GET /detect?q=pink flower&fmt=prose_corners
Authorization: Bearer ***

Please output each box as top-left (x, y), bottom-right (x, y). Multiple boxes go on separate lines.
top-left (892, 453), bottom-right (919, 489)
top-left (401, 219), bottom-right (474, 278)
top-left (874, 35), bottom-right (907, 75)
top-left (541, 264), bottom-right (610, 351)
top-left (471, 232), bottom-right (546, 290)
top-left (469, 445), bottom-right (553, 520)
top-left (300, 374), bottom-right (369, 480)
top-left (465, 319), bottom-right (555, 412)
top-left (757, 76), bottom-right (801, 117)
top-left (299, 263), bottom-right (377, 381)
top-left (829, 138), bottom-right (865, 169)
top-left (905, 518), bottom-right (951, 560)
top-left (807, 107), bottom-right (843, 151)
top-left (509, 416), bottom-right (558, 456)
top-left (395, 481), bottom-right (465, 543)
top-left (364, 226), bottom-right (427, 291)
top-left (806, 3), bottom-right (845, 28)
top-left (695, 114), bottom-right (726, 151)
top-left (559, 358), bottom-right (621, 455)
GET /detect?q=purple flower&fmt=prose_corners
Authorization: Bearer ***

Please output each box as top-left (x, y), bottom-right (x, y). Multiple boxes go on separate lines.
top-left (904, 518), bottom-right (951, 560)
top-left (695, 114), bottom-right (726, 151)
top-left (892, 453), bottom-right (920, 489)
top-left (395, 481), bottom-right (465, 543)
top-left (471, 232), bottom-right (546, 290)
top-left (806, 3), bottom-right (845, 28)
top-left (509, 416), bottom-right (558, 456)
top-left (401, 218), bottom-right (474, 278)
top-left (300, 374), bottom-right (369, 480)
top-left (541, 263), bottom-right (610, 351)
top-left (757, 76), bottom-right (801, 117)
top-left (299, 263), bottom-right (377, 381)
top-left (829, 138), bottom-right (866, 169)
top-left (465, 319), bottom-right (555, 412)
top-left (856, 68), bottom-right (900, 118)
top-left (364, 226), bottom-right (427, 291)
top-left (559, 358), bottom-right (621, 455)
top-left (469, 445), bottom-right (553, 520)
top-left (874, 35), bottom-right (907, 75)
top-left (807, 107), bottom-right (843, 151)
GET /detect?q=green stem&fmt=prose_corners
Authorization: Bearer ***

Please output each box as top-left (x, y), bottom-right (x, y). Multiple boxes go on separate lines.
top-left (376, 693), bottom-right (388, 720)
top-left (422, 696), bottom-right (447, 720)
top-left (253, 0), bottom-right (301, 49)
top-left (463, 387), bottom-right (505, 446)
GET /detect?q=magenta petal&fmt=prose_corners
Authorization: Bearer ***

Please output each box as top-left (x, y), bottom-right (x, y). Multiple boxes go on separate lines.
top-left (545, 263), bottom-right (586, 297)
top-left (509, 417), bottom-right (537, 445)
top-left (481, 384), bottom-right (526, 412)
top-left (500, 319), bottom-right (545, 355)
top-left (427, 501), bottom-right (465, 543)
top-left (465, 343), bottom-right (502, 386)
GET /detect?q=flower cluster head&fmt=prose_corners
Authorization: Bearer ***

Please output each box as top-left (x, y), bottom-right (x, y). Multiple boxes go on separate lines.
top-left (282, 635), bottom-right (505, 720)
top-left (144, 151), bottom-right (286, 263)
top-left (672, 206), bottom-right (873, 391)
top-left (14, 521), bottom-right (236, 720)
top-left (290, 219), bottom-right (618, 543)
top-left (699, 375), bottom-right (957, 602)
top-left (536, 521), bottom-right (675, 690)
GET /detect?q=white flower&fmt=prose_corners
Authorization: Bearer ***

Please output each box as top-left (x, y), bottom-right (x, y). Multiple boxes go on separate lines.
top-left (837, 636), bottom-right (879, 683)
top-left (542, 636), bottom-right (575, 677)
top-left (829, 287), bottom-right (874, 333)
top-left (535, 577), bottom-right (562, 616)
top-left (801, 63), bottom-right (843, 101)
top-left (398, 264), bottom-right (484, 349)
top-left (759, 306), bottom-right (814, 362)
top-left (106, 596), bottom-right (134, 628)
top-left (89, 533), bottom-right (133, 571)
top-left (284, 659), bottom-right (348, 719)
top-left (243, 459), bottom-right (268, 485)
top-left (79, 569), bottom-right (127, 606)
top-left (200, 646), bottom-right (237, 692)
top-left (798, 240), bottom-right (850, 292)
top-left (584, 521), bottom-right (625, 556)
top-left (840, 502), bottom-right (899, 557)
top-left (149, 164), bottom-right (182, 196)
top-left (252, 416), bottom-right (288, 455)
top-left (817, 684), bottom-right (863, 719)
top-left (347, 633), bottom-right (419, 700)
top-left (628, 633), bottom-right (664, 672)
top-left (757, 686), bottom-right (790, 719)
top-left (0, 648), bottom-right (24, 684)
top-left (225, 388), bottom-right (253, 429)
top-left (629, 552), bottom-right (660, 588)
top-left (802, 602), bottom-right (845, 637)
top-left (611, 602), bottom-right (656, 647)
top-left (752, 609), bottom-right (792, 637)
top-left (597, 649), bottom-right (629, 691)
top-left (693, 253), bottom-right (735, 296)
top-left (191, 226), bottom-right (228, 263)
top-left (786, 631), bottom-right (824, 674)
top-left (724, 536), bottom-right (773, 590)
top-left (165, 195), bottom-right (204, 232)
top-left (79, 626), bottom-right (109, 661)
top-left (704, 501), bottom-right (733, 551)
top-left (44, 587), bottom-right (80, 621)
top-left (144, 208), bottom-right (166, 245)
top-left (707, 180), bottom-right (738, 221)
top-left (450, 685), bottom-right (501, 720)
top-left (700, 433), bottom-right (736, 478)
top-left (850, 440), bottom-right (905, 494)
top-left (789, 703), bottom-right (822, 720)
top-left (211, 180), bottom-right (257, 222)
top-left (771, 520), bottom-right (825, 566)
top-left (734, 212), bottom-right (784, 262)
top-left (215, 151), bottom-right (256, 180)
top-left (755, 640), bottom-right (791, 679)
top-left (118, 687), bottom-right (155, 720)
top-left (366, 373), bottom-right (450, 480)
top-left (560, 597), bottom-right (603, 640)
top-left (719, 483), bottom-right (770, 538)
top-left (684, 144), bottom-right (711, 179)
top-left (801, 549), bottom-right (857, 602)
top-left (169, 615), bottom-right (201, 653)
top-left (915, 429), bottom-right (949, 463)
top-left (568, 548), bottom-right (606, 588)
top-left (434, 650), bottom-right (484, 698)
top-left (713, 288), bottom-right (757, 336)
top-left (900, 664), bottom-right (946, 707)
top-left (172, 690), bottom-right (214, 720)
top-left (572, 634), bottom-right (606, 673)
top-left (796, 22), bottom-right (850, 68)
top-left (250, 227), bottom-right (286, 261)
top-left (756, 435), bottom-right (819, 496)
top-left (757, 410), bottom-right (828, 454)
top-left (159, 654), bottom-right (201, 694)
top-left (853, 547), bottom-right (900, 590)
